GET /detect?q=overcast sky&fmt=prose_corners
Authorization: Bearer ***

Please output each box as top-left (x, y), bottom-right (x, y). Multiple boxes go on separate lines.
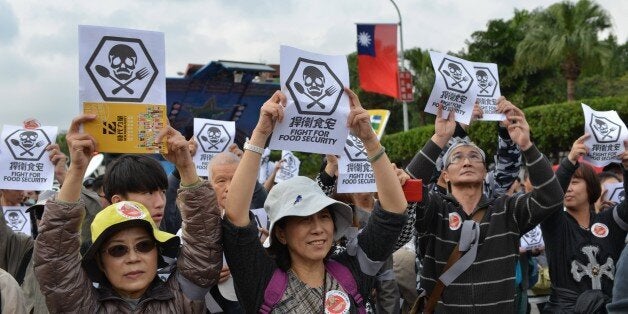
top-left (0, 0), bottom-right (625, 131)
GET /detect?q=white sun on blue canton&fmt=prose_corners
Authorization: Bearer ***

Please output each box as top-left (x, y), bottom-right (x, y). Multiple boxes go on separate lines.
top-left (357, 32), bottom-right (372, 47)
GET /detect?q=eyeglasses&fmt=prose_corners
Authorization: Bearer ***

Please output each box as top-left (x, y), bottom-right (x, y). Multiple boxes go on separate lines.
top-left (103, 239), bottom-right (156, 258)
top-left (448, 152), bottom-right (484, 165)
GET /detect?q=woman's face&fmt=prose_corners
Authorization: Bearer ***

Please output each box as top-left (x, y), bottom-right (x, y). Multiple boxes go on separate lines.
top-left (100, 227), bottom-right (158, 299)
top-left (278, 208), bottom-right (335, 266)
top-left (595, 176), bottom-right (620, 212)
top-left (565, 177), bottom-right (589, 210)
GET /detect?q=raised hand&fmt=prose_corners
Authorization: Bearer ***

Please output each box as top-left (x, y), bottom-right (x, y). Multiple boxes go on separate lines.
top-left (254, 91), bottom-right (287, 138)
top-left (345, 88), bottom-right (376, 145)
top-left (568, 134), bottom-right (590, 165)
top-left (498, 98), bottom-right (531, 150)
top-left (156, 126), bottom-right (198, 185)
top-left (46, 144), bottom-right (68, 185)
top-left (324, 154), bottom-right (339, 177)
top-left (432, 103), bottom-right (456, 148)
top-left (66, 114), bottom-right (97, 171)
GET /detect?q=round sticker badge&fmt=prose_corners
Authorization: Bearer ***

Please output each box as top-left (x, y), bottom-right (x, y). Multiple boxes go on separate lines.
top-left (325, 290), bottom-right (350, 314)
top-left (117, 202), bottom-right (146, 220)
top-left (449, 212), bottom-right (462, 231)
top-left (591, 223), bottom-right (609, 238)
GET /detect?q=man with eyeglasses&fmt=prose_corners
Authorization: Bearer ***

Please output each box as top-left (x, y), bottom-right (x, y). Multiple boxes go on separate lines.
top-left (404, 99), bottom-right (564, 313)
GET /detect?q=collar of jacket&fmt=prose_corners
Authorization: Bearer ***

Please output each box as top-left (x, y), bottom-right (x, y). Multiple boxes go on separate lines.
top-left (442, 193), bottom-right (494, 218)
top-left (96, 277), bottom-right (174, 303)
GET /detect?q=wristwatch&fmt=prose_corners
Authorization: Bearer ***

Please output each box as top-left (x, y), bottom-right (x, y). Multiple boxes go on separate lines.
top-left (243, 140), bottom-right (265, 155)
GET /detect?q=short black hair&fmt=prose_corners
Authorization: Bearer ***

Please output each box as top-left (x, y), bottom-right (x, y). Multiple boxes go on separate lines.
top-left (103, 155), bottom-right (168, 202)
top-left (91, 175), bottom-right (105, 194)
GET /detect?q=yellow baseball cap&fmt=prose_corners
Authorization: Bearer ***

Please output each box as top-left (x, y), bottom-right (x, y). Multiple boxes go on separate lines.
top-left (82, 201), bottom-right (179, 282)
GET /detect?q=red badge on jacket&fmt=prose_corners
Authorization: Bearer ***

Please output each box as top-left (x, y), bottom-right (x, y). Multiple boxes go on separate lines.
top-left (591, 223), bottom-right (609, 238)
top-left (449, 212), bottom-right (462, 231)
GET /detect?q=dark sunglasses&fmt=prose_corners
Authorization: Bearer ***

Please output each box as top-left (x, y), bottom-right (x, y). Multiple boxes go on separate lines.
top-left (103, 239), bottom-right (156, 258)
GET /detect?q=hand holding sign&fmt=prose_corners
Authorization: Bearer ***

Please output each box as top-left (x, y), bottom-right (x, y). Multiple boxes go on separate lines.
top-left (432, 103), bottom-right (457, 148)
top-left (498, 98), bottom-right (531, 150)
top-left (67, 114), bottom-right (98, 171)
top-left (256, 91), bottom-right (287, 138)
top-left (568, 134), bottom-right (591, 165)
top-left (157, 126), bottom-right (198, 186)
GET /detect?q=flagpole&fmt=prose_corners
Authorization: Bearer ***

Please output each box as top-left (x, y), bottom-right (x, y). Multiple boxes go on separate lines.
top-left (390, 0), bottom-right (408, 132)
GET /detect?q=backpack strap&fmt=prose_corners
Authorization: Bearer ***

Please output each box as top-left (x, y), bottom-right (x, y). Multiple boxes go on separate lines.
top-left (15, 247), bottom-right (33, 286)
top-left (325, 259), bottom-right (366, 314)
top-left (261, 268), bottom-right (288, 314)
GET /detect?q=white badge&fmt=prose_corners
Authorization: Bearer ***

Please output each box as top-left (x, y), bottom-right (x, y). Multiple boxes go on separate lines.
top-left (591, 222), bottom-right (609, 238)
top-left (325, 290), bottom-right (351, 314)
top-left (449, 212), bottom-right (462, 231)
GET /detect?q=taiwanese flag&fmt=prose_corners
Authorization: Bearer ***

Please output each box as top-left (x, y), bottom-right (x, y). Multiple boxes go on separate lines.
top-left (356, 24), bottom-right (399, 98)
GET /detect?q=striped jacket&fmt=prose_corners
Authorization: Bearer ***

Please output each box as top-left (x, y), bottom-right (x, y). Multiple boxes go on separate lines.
top-left (410, 140), bottom-right (563, 313)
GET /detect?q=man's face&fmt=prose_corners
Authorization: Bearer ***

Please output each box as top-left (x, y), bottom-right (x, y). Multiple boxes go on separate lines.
top-left (121, 190), bottom-right (166, 226)
top-left (210, 163), bottom-right (239, 209)
top-left (1, 190), bottom-right (24, 206)
top-left (443, 146), bottom-right (486, 186)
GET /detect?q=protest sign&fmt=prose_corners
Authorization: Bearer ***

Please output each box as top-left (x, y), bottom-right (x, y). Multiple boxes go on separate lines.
top-left (426, 51), bottom-right (481, 125)
top-left (605, 181), bottom-right (624, 203)
top-left (192, 118), bottom-right (235, 176)
top-left (83, 103), bottom-right (167, 154)
top-left (520, 225), bottom-right (544, 251)
top-left (258, 148), bottom-right (274, 184)
top-left (337, 134), bottom-right (376, 193)
top-left (0, 124), bottom-right (58, 191)
top-left (274, 151), bottom-right (300, 183)
top-left (582, 103), bottom-right (626, 167)
top-left (269, 46), bottom-right (350, 155)
top-left (79, 25), bottom-right (165, 106)
top-left (368, 109), bottom-right (390, 139)
top-left (3, 206), bottom-right (31, 236)
top-left (472, 62), bottom-right (504, 121)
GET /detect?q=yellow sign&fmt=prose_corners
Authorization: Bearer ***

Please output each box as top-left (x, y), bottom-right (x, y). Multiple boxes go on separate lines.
top-left (83, 102), bottom-right (167, 154)
top-left (367, 109), bottom-right (391, 139)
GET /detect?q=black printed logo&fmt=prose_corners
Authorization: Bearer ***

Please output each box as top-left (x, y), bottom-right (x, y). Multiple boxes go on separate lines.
top-left (4, 129), bottom-right (51, 161)
top-left (285, 58), bottom-right (344, 116)
top-left (590, 115), bottom-right (621, 143)
top-left (438, 58), bottom-right (474, 93)
top-left (85, 36), bottom-right (158, 102)
top-left (197, 123), bottom-right (231, 153)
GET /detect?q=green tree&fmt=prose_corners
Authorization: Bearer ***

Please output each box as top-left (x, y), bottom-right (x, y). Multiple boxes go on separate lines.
top-left (404, 48), bottom-right (435, 126)
top-left (515, 0), bottom-right (612, 101)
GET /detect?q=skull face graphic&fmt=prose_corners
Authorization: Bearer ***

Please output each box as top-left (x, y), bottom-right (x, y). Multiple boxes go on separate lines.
top-left (108, 44), bottom-right (137, 80)
top-left (8, 212), bottom-right (20, 227)
top-left (349, 134), bottom-right (364, 150)
top-left (303, 66), bottom-right (325, 97)
top-left (448, 63), bottom-right (463, 81)
top-left (19, 131), bottom-right (38, 148)
top-left (476, 70), bottom-right (489, 87)
top-left (206, 126), bottom-right (222, 144)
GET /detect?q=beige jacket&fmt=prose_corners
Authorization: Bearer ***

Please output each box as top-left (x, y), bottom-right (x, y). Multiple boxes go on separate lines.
top-left (34, 181), bottom-right (222, 313)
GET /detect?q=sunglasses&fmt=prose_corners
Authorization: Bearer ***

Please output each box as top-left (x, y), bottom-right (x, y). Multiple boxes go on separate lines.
top-left (103, 239), bottom-right (157, 258)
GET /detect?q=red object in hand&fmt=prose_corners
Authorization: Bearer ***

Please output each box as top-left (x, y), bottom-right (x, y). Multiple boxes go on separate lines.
top-left (402, 179), bottom-right (422, 202)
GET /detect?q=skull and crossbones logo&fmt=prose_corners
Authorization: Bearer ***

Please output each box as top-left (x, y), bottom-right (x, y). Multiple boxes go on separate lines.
top-left (202, 126), bottom-right (224, 150)
top-left (592, 118), bottom-right (617, 141)
top-left (476, 70), bottom-right (494, 94)
top-left (12, 131), bottom-right (44, 157)
top-left (292, 65), bottom-right (338, 109)
top-left (94, 44), bottom-right (151, 95)
top-left (444, 63), bottom-right (468, 88)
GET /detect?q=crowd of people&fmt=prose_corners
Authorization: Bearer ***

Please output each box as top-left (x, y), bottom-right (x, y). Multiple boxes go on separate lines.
top-left (0, 89), bottom-right (626, 313)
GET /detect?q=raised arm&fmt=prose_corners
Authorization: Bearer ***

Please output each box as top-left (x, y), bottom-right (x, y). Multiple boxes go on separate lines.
top-left (345, 88), bottom-right (407, 213)
top-left (157, 127), bottom-right (222, 291)
top-left (226, 91), bottom-right (286, 227)
top-left (34, 114), bottom-right (99, 312)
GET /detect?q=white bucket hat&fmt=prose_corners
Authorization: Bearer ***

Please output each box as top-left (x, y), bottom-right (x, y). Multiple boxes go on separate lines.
top-left (263, 176), bottom-right (353, 248)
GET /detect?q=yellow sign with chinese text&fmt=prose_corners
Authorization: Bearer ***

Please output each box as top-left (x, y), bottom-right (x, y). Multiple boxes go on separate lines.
top-left (83, 102), bottom-right (167, 154)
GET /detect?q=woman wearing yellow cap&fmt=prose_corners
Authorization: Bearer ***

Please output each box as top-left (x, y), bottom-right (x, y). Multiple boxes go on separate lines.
top-left (33, 115), bottom-right (222, 313)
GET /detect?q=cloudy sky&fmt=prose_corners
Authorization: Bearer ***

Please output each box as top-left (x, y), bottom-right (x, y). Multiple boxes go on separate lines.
top-left (0, 0), bottom-right (625, 131)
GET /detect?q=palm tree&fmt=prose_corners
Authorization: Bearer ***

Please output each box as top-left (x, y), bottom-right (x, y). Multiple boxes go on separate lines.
top-left (515, 0), bottom-right (611, 101)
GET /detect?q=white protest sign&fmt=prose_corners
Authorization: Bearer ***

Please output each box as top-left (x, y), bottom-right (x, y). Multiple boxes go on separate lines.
top-left (337, 134), bottom-right (376, 193)
top-left (0, 125), bottom-right (58, 191)
top-left (473, 62), bottom-right (504, 121)
top-left (3, 206), bottom-right (32, 236)
top-left (192, 118), bottom-right (235, 176)
top-left (520, 225), bottom-right (544, 251)
top-left (79, 25), bottom-right (166, 108)
top-left (582, 103), bottom-right (626, 167)
top-left (275, 151), bottom-right (300, 183)
top-left (269, 46), bottom-right (350, 155)
top-left (258, 148), bottom-right (274, 184)
top-left (426, 51), bottom-right (481, 125)
top-left (605, 182), bottom-right (625, 203)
